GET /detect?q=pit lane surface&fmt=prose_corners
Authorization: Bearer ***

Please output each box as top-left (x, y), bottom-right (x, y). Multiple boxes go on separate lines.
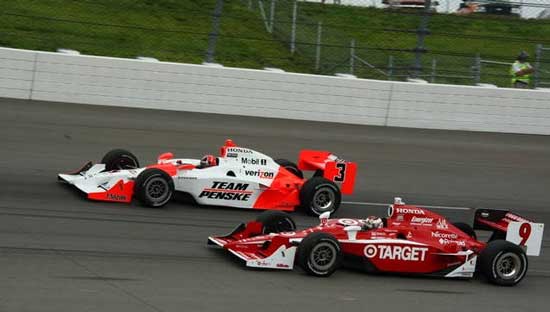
top-left (1, 98), bottom-right (549, 312)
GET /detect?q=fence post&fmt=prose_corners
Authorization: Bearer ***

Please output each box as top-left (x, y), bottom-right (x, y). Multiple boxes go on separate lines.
top-left (534, 44), bottom-right (542, 88)
top-left (205, 0), bottom-right (224, 63)
top-left (388, 55), bottom-right (394, 81)
top-left (350, 39), bottom-right (355, 75)
top-left (413, 0), bottom-right (431, 78)
top-left (258, 1), bottom-right (271, 33)
top-left (315, 21), bottom-right (322, 72)
top-left (269, 0), bottom-right (277, 33)
top-left (473, 53), bottom-right (481, 85)
top-left (291, 0), bottom-right (297, 54)
top-left (431, 58), bottom-right (437, 83)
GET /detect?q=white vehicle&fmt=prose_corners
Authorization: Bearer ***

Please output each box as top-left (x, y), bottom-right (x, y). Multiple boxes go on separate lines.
top-left (58, 139), bottom-right (357, 215)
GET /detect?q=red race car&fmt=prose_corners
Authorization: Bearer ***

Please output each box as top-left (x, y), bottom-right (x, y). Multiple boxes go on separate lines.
top-left (208, 198), bottom-right (544, 286)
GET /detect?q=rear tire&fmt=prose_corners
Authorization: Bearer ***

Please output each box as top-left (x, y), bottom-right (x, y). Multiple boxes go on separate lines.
top-left (256, 210), bottom-right (296, 234)
top-left (300, 177), bottom-right (341, 216)
top-left (297, 232), bottom-right (342, 277)
top-left (478, 240), bottom-right (528, 286)
top-left (274, 159), bottom-right (303, 179)
top-left (452, 222), bottom-right (477, 239)
top-left (134, 168), bottom-right (174, 208)
top-left (101, 149), bottom-right (140, 171)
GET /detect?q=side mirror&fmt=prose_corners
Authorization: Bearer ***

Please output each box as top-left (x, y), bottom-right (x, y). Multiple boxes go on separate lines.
top-left (319, 211), bottom-right (331, 226)
top-left (344, 225), bottom-right (362, 240)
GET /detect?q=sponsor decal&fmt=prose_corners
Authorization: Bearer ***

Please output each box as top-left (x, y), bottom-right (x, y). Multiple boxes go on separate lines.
top-left (198, 181), bottom-right (252, 201)
top-left (363, 244), bottom-right (428, 261)
top-left (505, 213), bottom-right (530, 223)
top-left (431, 231), bottom-right (458, 239)
top-left (107, 194), bottom-right (127, 201)
top-left (244, 169), bottom-right (274, 179)
top-left (241, 158), bottom-right (268, 166)
top-left (436, 219), bottom-right (448, 230)
top-left (276, 263), bottom-right (290, 268)
top-left (227, 153), bottom-right (238, 158)
top-left (255, 260), bottom-right (270, 267)
top-left (177, 176), bottom-right (197, 180)
top-left (396, 215), bottom-right (404, 222)
top-left (395, 207), bottom-right (425, 215)
top-left (411, 217), bottom-right (433, 225)
top-left (407, 231), bottom-right (413, 239)
top-left (439, 238), bottom-right (466, 246)
top-left (226, 147), bottom-right (253, 154)
top-left (338, 218), bottom-right (361, 226)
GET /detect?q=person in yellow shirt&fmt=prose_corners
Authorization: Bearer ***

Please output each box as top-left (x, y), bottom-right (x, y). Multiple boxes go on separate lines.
top-left (510, 51), bottom-right (535, 89)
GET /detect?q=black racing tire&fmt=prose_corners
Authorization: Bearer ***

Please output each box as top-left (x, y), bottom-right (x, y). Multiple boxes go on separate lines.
top-left (297, 232), bottom-right (342, 277)
top-left (274, 159), bottom-right (304, 179)
top-left (101, 149), bottom-right (140, 171)
top-left (300, 177), bottom-right (341, 216)
top-left (478, 239), bottom-right (528, 286)
top-left (452, 222), bottom-right (477, 239)
top-left (134, 168), bottom-right (174, 208)
top-left (256, 210), bottom-right (296, 234)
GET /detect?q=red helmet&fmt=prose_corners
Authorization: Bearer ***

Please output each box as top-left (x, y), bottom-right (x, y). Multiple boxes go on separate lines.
top-left (201, 155), bottom-right (217, 168)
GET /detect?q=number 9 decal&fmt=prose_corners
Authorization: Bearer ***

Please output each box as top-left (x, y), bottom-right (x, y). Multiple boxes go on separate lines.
top-left (519, 222), bottom-right (532, 246)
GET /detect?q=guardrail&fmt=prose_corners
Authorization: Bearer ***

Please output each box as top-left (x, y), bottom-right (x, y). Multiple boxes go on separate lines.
top-left (1, 47), bottom-right (549, 135)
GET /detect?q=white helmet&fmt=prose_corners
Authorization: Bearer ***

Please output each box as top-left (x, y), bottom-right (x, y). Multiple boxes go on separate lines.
top-left (363, 216), bottom-right (383, 229)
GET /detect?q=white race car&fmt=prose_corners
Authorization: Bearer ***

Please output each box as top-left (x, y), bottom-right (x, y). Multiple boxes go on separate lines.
top-left (58, 139), bottom-right (357, 215)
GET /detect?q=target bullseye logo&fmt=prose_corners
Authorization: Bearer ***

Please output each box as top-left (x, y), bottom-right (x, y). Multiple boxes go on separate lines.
top-left (364, 244), bottom-right (378, 258)
top-left (338, 218), bottom-right (359, 226)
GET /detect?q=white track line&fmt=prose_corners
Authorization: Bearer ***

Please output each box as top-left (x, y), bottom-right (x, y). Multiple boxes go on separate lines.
top-left (342, 201), bottom-right (472, 211)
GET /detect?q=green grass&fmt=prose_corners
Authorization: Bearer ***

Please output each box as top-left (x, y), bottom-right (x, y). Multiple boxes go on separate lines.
top-left (1, 0), bottom-right (549, 87)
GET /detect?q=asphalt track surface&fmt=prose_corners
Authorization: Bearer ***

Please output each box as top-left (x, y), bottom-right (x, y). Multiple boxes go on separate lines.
top-left (1, 97), bottom-right (549, 312)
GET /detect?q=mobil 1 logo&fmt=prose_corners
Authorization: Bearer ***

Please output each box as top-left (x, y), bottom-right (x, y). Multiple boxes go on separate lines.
top-left (241, 158), bottom-right (267, 166)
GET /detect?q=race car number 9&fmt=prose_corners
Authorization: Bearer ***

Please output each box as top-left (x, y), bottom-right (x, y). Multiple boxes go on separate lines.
top-left (506, 221), bottom-right (544, 256)
top-left (519, 223), bottom-right (531, 246)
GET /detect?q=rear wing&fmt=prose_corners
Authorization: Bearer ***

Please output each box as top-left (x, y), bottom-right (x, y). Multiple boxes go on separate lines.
top-left (474, 209), bottom-right (544, 256)
top-left (297, 150), bottom-right (357, 194)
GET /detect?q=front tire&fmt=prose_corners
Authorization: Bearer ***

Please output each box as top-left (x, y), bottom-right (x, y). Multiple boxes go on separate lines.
top-left (478, 240), bottom-right (528, 286)
top-left (300, 177), bottom-right (341, 216)
top-left (134, 168), bottom-right (174, 208)
top-left (297, 232), bottom-right (342, 277)
top-left (256, 210), bottom-right (296, 234)
top-left (101, 149), bottom-right (140, 171)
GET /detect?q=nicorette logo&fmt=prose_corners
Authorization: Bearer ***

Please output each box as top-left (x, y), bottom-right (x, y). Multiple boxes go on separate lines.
top-left (363, 244), bottom-right (428, 261)
top-left (396, 207), bottom-right (425, 215)
top-left (226, 147), bottom-right (253, 154)
top-left (431, 231), bottom-right (458, 239)
top-left (245, 170), bottom-right (274, 179)
top-left (198, 181), bottom-right (251, 201)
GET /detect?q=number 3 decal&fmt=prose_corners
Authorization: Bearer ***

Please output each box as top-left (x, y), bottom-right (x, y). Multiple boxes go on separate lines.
top-left (519, 222), bottom-right (532, 246)
top-left (334, 163), bottom-right (346, 182)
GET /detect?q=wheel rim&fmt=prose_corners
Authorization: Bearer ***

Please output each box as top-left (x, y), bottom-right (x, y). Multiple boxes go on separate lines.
top-left (309, 242), bottom-right (337, 272)
top-left (145, 177), bottom-right (170, 204)
top-left (262, 218), bottom-right (295, 234)
top-left (495, 252), bottom-right (522, 280)
top-left (311, 187), bottom-right (336, 213)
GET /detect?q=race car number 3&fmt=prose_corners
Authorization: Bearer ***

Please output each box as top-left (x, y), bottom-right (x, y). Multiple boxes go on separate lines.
top-left (506, 222), bottom-right (544, 256)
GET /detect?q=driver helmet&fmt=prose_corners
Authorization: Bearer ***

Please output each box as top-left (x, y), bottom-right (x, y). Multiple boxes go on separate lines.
top-left (362, 216), bottom-right (383, 229)
top-left (200, 155), bottom-right (217, 168)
